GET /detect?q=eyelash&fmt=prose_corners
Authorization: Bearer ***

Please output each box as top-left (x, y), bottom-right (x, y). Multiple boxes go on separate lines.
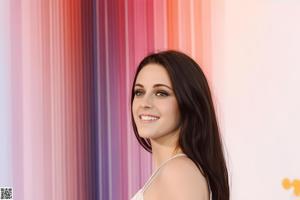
top-left (134, 89), bottom-right (169, 97)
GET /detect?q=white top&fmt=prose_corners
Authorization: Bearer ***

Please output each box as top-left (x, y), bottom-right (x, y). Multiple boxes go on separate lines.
top-left (130, 153), bottom-right (187, 200)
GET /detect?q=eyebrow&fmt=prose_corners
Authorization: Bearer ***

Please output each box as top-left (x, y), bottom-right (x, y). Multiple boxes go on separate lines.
top-left (135, 83), bottom-right (172, 90)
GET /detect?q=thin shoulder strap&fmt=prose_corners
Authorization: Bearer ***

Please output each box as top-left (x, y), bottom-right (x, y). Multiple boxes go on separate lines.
top-left (141, 153), bottom-right (187, 193)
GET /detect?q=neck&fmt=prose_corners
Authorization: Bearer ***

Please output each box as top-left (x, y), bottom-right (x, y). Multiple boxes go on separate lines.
top-left (150, 130), bottom-right (183, 171)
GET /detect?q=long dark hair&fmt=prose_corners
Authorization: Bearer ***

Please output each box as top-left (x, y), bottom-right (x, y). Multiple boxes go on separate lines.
top-left (130, 50), bottom-right (230, 200)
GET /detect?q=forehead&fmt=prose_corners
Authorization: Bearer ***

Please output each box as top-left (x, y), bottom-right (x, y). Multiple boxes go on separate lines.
top-left (135, 63), bottom-right (172, 86)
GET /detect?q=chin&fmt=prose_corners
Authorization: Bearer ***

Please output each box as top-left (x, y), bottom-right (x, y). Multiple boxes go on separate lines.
top-left (138, 132), bottom-right (154, 139)
top-left (137, 130), bottom-right (158, 139)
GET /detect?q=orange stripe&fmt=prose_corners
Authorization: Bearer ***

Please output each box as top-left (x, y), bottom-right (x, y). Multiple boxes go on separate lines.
top-left (167, 0), bottom-right (179, 49)
top-left (194, 0), bottom-right (212, 78)
top-left (178, 0), bottom-right (191, 54)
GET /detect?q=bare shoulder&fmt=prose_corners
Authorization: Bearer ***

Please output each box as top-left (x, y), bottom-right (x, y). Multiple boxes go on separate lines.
top-left (155, 156), bottom-right (209, 200)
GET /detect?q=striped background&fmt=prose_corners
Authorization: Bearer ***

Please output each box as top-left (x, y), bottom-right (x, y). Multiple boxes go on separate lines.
top-left (1, 0), bottom-right (300, 200)
top-left (0, 1), bottom-right (212, 200)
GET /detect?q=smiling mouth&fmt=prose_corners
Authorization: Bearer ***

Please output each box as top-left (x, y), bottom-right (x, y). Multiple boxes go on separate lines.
top-left (139, 114), bottom-right (160, 122)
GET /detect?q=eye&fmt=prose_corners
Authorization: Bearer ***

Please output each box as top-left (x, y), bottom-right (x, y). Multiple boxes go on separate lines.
top-left (134, 89), bottom-right (144, 96)
top-left (156, 90), bottom-right (169, 97)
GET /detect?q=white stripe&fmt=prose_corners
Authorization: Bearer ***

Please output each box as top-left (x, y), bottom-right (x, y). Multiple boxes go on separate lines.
top-left (104, 0), bottom-right (112, 199)
top-left (124, 0), bottom-right (134, 199)
top-left (94, 0), bottom-right (103, 199)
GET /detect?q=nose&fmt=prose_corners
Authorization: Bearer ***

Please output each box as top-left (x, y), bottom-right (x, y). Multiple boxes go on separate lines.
top-left (140, 94), bottom-right (153, 108)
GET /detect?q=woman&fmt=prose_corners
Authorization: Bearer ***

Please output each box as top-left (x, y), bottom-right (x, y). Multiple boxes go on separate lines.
top-left (130, 50), bottom-right (229, 200)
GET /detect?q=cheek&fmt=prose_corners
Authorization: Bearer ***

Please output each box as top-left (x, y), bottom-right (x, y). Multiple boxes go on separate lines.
top-left (132, 101), bottom-right (138, 118)
top-left (159, 100), bottom-right (180, 118)
top-left (132, 97), bottom-right (139, 111)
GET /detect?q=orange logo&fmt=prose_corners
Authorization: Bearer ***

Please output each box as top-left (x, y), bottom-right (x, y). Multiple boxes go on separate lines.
top-left (282, 178), bottom-right (300, 198)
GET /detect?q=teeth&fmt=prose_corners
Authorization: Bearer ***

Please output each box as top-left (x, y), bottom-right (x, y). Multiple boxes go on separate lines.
top-left (140, 115), bottom-right (159, 121)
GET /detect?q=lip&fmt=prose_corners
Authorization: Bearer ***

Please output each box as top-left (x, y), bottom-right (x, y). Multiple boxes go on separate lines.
top-left (139, 114), bottom-right (160, 119)
top-left (138, 114), bottom-right (160, 123)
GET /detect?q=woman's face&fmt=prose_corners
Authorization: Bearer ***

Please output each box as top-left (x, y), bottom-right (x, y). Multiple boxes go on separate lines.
top-left (132, 63), bottom-right (181, 142)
